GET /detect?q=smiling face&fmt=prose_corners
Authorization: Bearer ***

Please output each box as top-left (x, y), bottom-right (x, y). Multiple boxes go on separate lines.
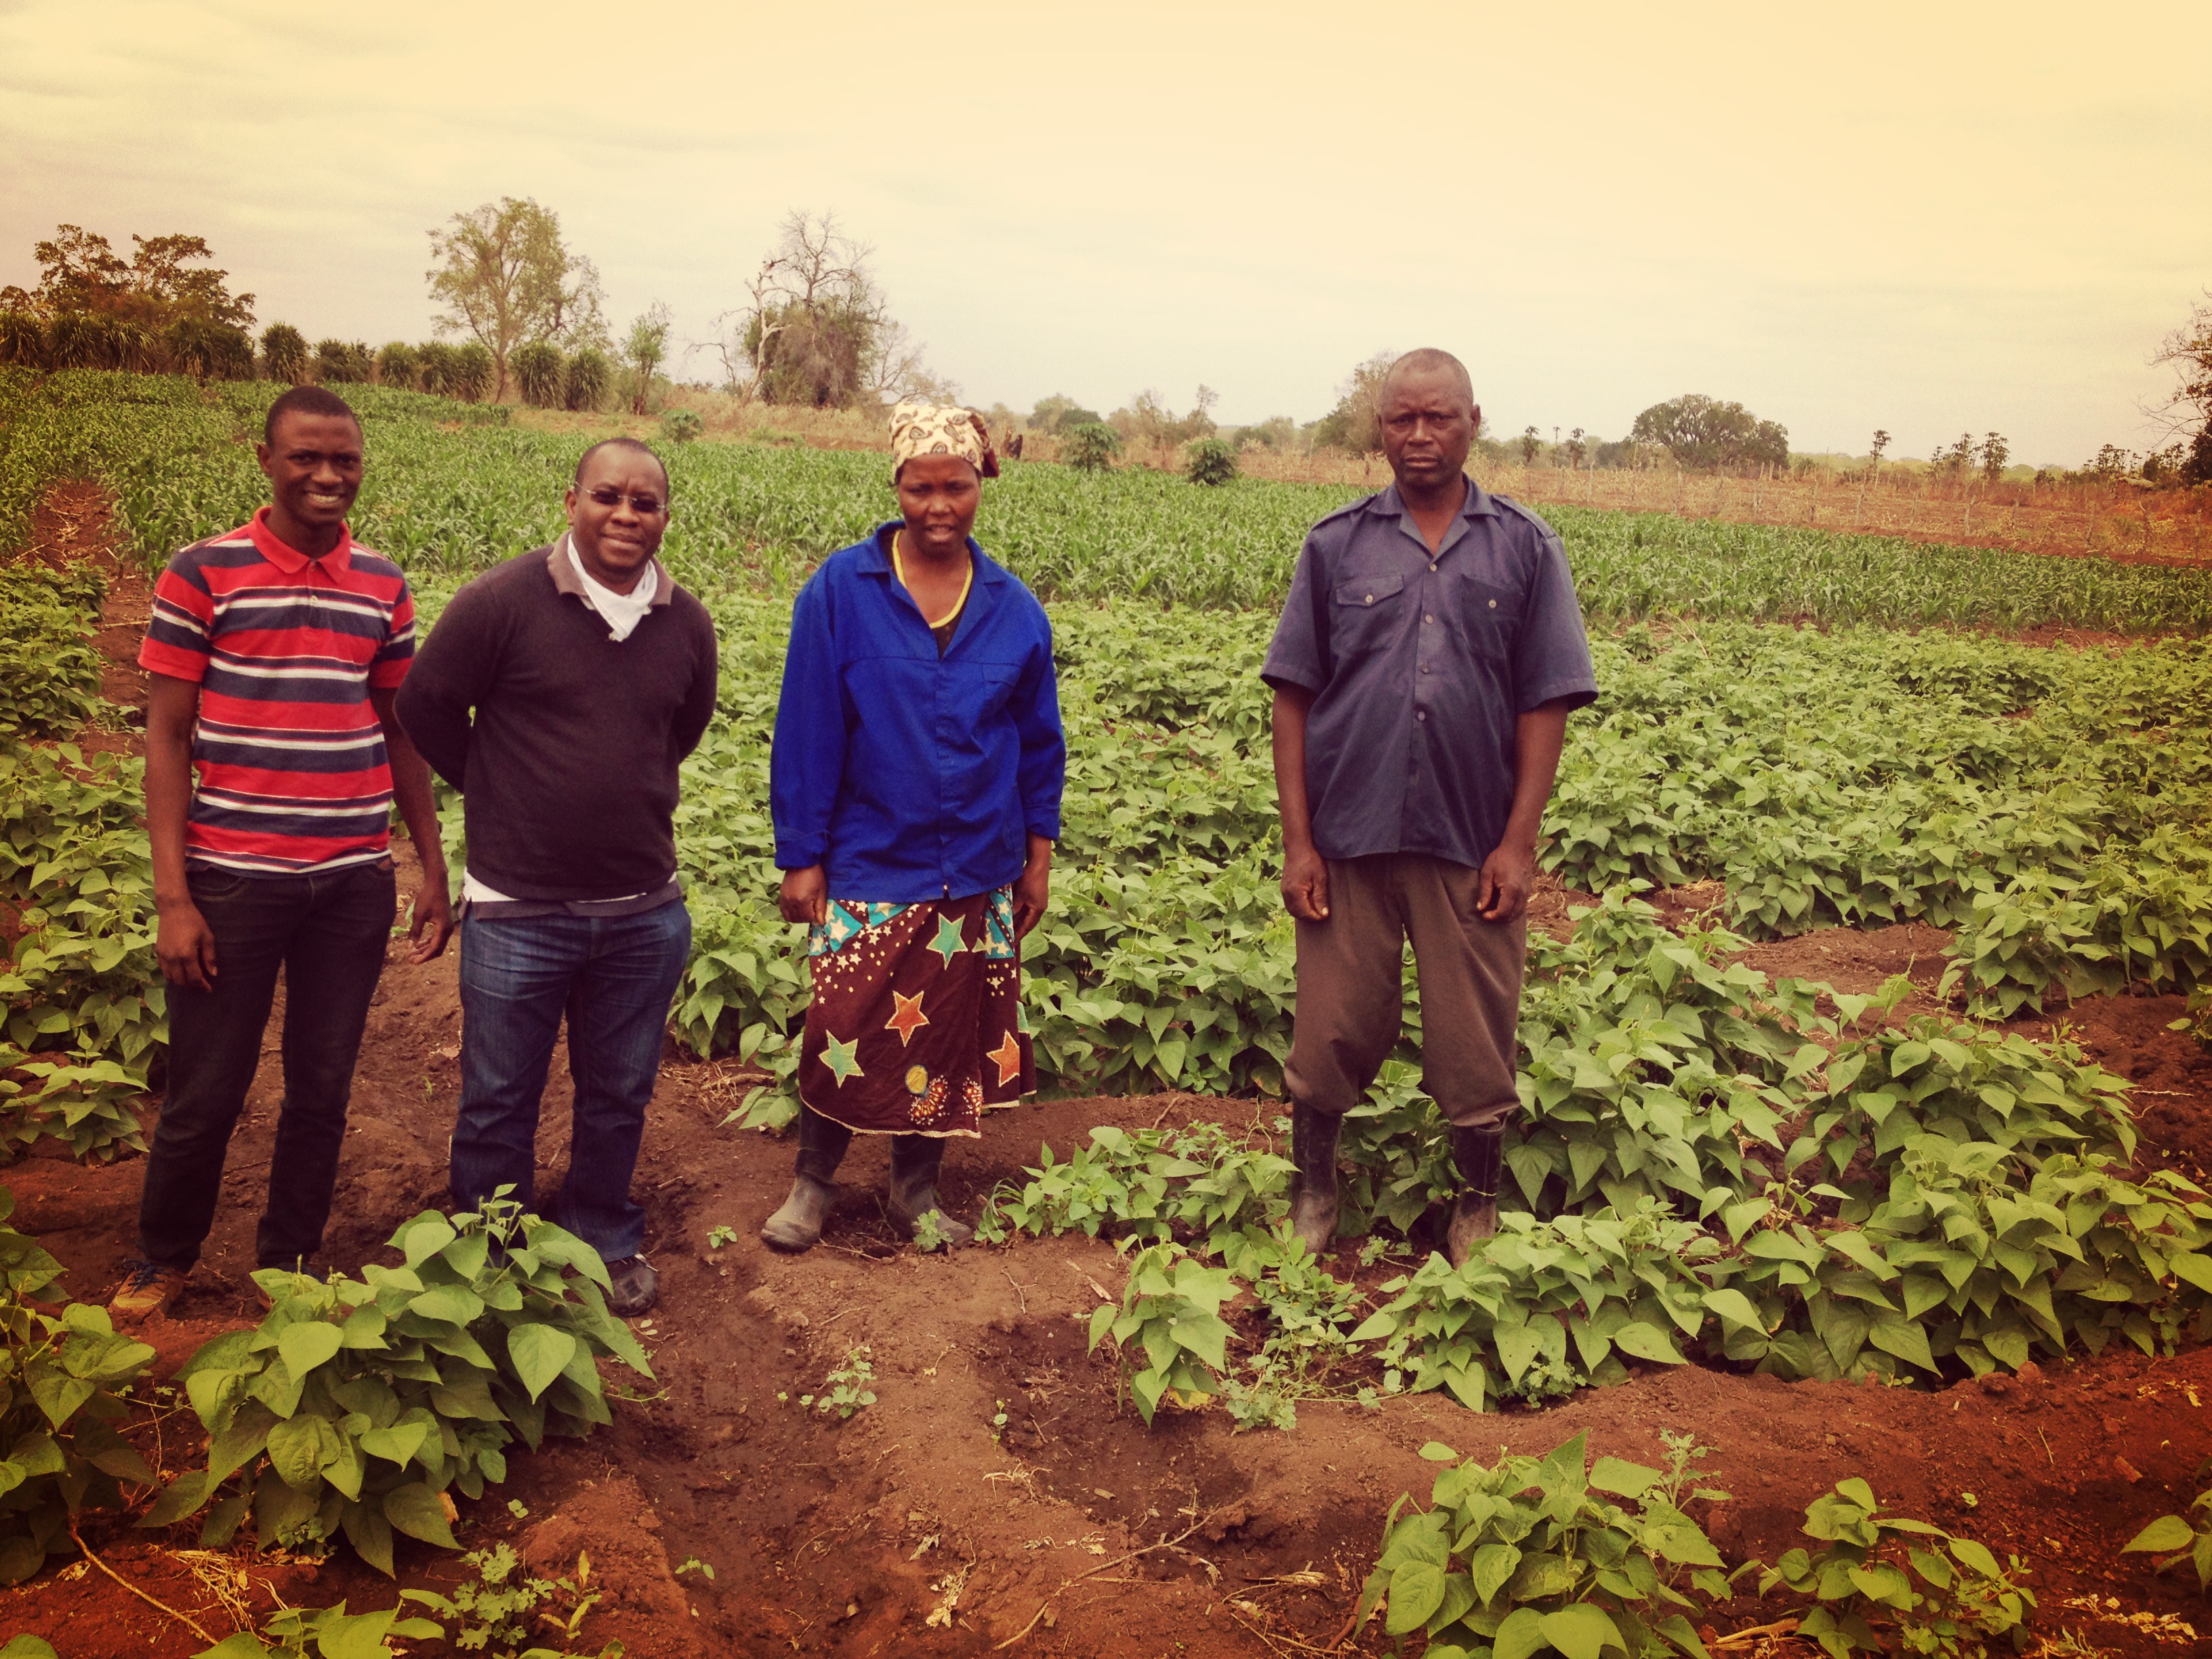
top-left (1378, 367), bottom-right (1479, 497)
top-left (565, 445), bottom-right (671, 591)
top-left (895, 453), bottom-right (982, 557)
top-left (256, 411), bottom-right (364, 551)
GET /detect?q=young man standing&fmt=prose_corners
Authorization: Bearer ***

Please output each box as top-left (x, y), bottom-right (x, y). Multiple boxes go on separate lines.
top-left (396, 438), bottom-right (717, 1317)
top-left (112, 385), bottom-right (451, 1319)
top-left (1263, 350), bottom-right (1597, 1267)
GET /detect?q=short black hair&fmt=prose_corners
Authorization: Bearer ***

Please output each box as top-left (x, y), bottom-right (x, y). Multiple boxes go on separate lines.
top-left (264, 384), bottom-right (362, 445)
top-left (1381, 348), bottom-right (1475, 409)
top-left (573, 436), bottom-right (670, 491)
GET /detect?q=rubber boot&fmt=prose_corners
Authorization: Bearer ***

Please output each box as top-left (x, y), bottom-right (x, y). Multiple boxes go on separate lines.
top-left (1444, 1124), bottom-right (1507, 1269)
top-left (760, 1104), bottom-right (853, 1253)
top-left (887, 1134), bottom-right (972, 1248)
top-left (1288, 1102), bottom-right (1342, 1256)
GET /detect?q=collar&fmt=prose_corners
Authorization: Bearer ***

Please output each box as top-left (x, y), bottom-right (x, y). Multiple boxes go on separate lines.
top-left (1372, 476), bottom-right (1498, 523)
top-left (247, 506), bottom-right (353, 576)
top-left (544, 539), bottom-right (673, 607)
top-left (861, 520), bottom-right (1008, 587)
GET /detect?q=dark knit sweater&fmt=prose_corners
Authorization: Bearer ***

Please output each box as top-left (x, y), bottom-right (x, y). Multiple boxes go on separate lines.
top-left (396, 542), bottom-right (718, 901)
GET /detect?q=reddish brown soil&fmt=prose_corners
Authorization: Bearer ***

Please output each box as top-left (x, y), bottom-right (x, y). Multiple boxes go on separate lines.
top-left (6, 492), bottom-right (2212, 1658)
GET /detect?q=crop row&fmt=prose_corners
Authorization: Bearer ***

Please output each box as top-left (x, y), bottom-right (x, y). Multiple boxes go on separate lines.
top-left (4, 369), bottom-right (2209, 632)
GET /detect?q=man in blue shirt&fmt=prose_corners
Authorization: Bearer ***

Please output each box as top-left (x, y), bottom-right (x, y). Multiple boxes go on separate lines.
top-left (1262, 350), bottom-right (1597, 1266)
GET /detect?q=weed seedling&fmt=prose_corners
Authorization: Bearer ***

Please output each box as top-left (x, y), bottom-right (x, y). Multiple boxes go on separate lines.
top-left (800, 1345), bottom-right (878, 1420)
top-left (706, 1224), bottom-right (737, 1250)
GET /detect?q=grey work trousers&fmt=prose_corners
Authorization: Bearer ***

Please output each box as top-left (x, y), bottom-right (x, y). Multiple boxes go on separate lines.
top-left (1283, 853), bottom-right (1526, 1128)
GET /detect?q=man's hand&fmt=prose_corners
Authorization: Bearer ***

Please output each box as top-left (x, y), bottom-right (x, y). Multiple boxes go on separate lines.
top-left (1477, 841), bottom-right (1537, 922)
top-left (407, 874), bottom-right (454, 964)
top-left (1012, 838), bottom-right (1052, 939)
top-left (1281, 843), bottom-right (1331, 922)
top-left (156, 897), bottom-right (219, 990)
top-left (779, 865), bottom-right (828, 926)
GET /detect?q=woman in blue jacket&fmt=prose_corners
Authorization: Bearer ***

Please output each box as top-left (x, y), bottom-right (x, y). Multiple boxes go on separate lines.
top-left (762, 406), bottom-right (1065, 1253)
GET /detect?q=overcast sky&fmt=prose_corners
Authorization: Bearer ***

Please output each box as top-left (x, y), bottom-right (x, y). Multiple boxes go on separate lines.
top-left (3, 0), bottom-right (2206, 466)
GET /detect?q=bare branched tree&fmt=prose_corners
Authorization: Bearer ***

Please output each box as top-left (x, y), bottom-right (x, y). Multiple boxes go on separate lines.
top-left (711, 210), bottom-right (947, 407)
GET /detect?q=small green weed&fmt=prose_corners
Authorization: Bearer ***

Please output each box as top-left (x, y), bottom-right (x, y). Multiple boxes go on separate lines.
top-left (800, 1346), bottom-right (877, 1420)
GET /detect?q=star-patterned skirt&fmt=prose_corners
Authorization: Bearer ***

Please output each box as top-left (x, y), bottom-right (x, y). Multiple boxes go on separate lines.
top-left (797, 886), bottom-right (1036, 1138)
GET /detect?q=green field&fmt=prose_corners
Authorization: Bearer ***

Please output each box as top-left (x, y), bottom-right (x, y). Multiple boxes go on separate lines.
top-left (4, 370), bottom-right (2211, 1408)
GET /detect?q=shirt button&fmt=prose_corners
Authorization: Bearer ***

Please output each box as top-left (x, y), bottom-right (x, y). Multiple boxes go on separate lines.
top-left (1423, 613), bottom-right (1435, 623)
top-left (1421, 663), bottom-right (1432, 674)
top-left (1364, 594), bottom-right (1374, 605)
top-left (1429, 563), bottom-right (1438, 572)
top-left (1488, 598), bottom-right (1498, 609)
top-left (1416, 710), bottom-right (1427, 722)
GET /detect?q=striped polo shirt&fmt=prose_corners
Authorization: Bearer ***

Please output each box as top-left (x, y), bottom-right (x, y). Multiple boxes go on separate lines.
top-left (139, 508), bottom-right (415, 876)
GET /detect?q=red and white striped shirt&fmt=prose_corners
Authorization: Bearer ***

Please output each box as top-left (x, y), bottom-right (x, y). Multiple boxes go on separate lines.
top-left (139, 508), bottom-right (415, 876)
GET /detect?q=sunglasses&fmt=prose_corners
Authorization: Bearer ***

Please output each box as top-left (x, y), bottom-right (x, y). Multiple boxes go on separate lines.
top-left (583, 487), bottom-right (668, 516)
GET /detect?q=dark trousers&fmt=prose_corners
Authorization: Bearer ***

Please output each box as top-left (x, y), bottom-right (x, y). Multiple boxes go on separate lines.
top-left (138, 861), bottom-right (396, 1271)
top-left (1284, 853), bottom-right (1527, 1128)
top-left (451, 901), bottom-right (690, 1262)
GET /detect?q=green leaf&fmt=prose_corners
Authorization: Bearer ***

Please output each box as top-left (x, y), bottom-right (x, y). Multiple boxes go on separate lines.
top-left (1541, 1603), bottom-right (1620, 1659)
top-left (0, 1638), bottom-right (60, 1658)
top-left (399, 1217), bottom-right (458, 1267)
top-left (265, 1413), bottom-right (340, 1492)
top-left (1469, 1540), bottom-right (1521, 1605)
top-left (1589, 1457), bottom-right (1662, 1498)
top-left (506, 1324), bottom-right (578, 1403)
top-left (1493, 1324), bottom-right (1543, 1384)
top-left (1703, 1289), bottom-right (1765, 1333)
top-left (1385, 1560), bottom-right (1447, 1635)
top-left (276, 1320), bottom-right (343, 1378)
top-left (1492, 1607), bottom-right (1549, 1659)
top-left (2125, 1515), bottom-right (2197, 1553)
top-left (382, 1481), bottom-right (457, 1548)
top-left (1613, 1321), bottom-right (1685, 1364)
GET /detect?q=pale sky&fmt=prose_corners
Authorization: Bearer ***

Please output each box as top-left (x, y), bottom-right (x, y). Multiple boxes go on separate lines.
top-left (3, 0), bottom-right (2206, 466)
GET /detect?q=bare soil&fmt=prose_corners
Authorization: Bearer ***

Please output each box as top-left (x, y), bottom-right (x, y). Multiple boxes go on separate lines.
top-left (5, 491), bottom-right (2212, 1657)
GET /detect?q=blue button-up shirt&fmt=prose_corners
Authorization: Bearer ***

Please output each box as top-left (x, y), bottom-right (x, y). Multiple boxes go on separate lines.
top-left (772, 524), bottom-right (1065, 901)
top-left (1261, 479), bottom-right (1597, 872)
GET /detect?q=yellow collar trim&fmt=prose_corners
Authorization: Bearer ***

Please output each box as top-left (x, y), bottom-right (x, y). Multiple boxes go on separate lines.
top-left (892, 538), bottom-right (973, 630)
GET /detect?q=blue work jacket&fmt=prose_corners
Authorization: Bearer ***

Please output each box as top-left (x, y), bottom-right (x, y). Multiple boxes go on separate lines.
top-left (771, 524), bottom-right (1065, 901)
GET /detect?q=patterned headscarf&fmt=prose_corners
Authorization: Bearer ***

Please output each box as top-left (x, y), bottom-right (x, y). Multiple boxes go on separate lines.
top-left (890, 403), bottom-right (1000, 480)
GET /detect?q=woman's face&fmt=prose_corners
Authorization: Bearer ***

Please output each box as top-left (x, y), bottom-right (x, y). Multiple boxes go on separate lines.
top-left (897, 454), bottom-right (981, 556)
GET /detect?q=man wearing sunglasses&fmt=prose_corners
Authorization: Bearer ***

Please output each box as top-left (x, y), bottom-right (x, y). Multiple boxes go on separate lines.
top-left (396, 437), bottom-right (718, 1315)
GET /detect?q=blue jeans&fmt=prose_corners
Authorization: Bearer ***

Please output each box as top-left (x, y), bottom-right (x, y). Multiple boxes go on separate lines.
top-left (452, 900), bottom-right (691, 1261)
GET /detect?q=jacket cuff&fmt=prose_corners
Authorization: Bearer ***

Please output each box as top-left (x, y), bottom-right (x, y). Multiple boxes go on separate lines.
top-left (774, 837), bottom-right (827, 869)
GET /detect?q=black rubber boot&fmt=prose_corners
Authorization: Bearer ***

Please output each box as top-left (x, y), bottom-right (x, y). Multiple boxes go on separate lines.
top-left (1288, 1103), bottom-right (1343, 1256)
top-left (760, 1104), bottom-right (853, 1253)
top-left (1445, 1125), bottom-right (1507, 1269)
top-left (887, 1134), bottom-right (972, 1249)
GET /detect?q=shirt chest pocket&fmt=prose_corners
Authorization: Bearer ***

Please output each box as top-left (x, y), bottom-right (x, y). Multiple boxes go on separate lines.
top-left (1450, 574), bottom-right (1522, 662)
top-left (1330, 571), bottom-right (1409, 661)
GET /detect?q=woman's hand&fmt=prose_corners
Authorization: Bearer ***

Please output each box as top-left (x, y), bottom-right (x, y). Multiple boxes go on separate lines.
top-left (1012, 834), bottom-right (1054, 938)
top-left (779, 865), bottom-right (828, 926)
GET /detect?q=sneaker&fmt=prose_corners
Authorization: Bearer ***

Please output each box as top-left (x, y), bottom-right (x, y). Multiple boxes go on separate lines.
top-left (603, 1254), bottom-right (658, 1317)
top-left (108, 1259), bottom-right (187, 1322)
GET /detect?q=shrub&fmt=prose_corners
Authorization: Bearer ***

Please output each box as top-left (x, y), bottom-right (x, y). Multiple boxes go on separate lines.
top-left (1064, 422), bottom-right (1122, 472)
top-left (415, 342), bottom-right (457, 397)
top-left (659, 408), bottom-right (703, 445)
top-left (373, 342), bottom-right (418, 391)
top-left (145, 1195), bottom-right (651, 1575)
top-left (1185, 437), bottom-right (1237, 486)
top-left (563, 348), bottom-right (611, 413)
top-left (260, 324), bottom-right (310, 384)
top-left (448, 343), bottom-right (495, 403)
top-left (510, 342), bottom-right (565, 409)
top-left (0, 1188), bottom-right (155, 1583)
top-left (1357, 1432), bottom-right (1725, 1658)
top-left (314, 339), bottom-right (367, 385)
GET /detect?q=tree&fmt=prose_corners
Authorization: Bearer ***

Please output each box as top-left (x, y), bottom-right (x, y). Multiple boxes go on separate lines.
top-left (1185, 437), bottom-right (1237, 486)
top-left (712, 210), bottom-right (933, 408)
top-left (1111, 388), bottom-right (1215, 451)
top-left (1029, 395), bottom-right (1101, 435)
top-left (1868, 429), bottom-right (1891, 475)
top-left (1519, 426), bottom-right (1540, 465)
top-left (1628, 394), bottom-right (1788, 472)
top-left (2150, 293), bottom-right (2212, 486)
top-left (1065, 423), bottom-right (1122, 471)
top-left (262, 323), bottom-right (310, 384)
top-left (1564, 427), bottom-right (1587, 468)
top-left (425, 197), bottom-right (599, 401)
top-left (622, 303), bottom-right (672, 415)
top-left (1, 225), bottom-right (254, 331)
top-left (1307, 352), bottom-right (1395, 453)
top-left (1978, 432), bottom-right (2009, 483)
